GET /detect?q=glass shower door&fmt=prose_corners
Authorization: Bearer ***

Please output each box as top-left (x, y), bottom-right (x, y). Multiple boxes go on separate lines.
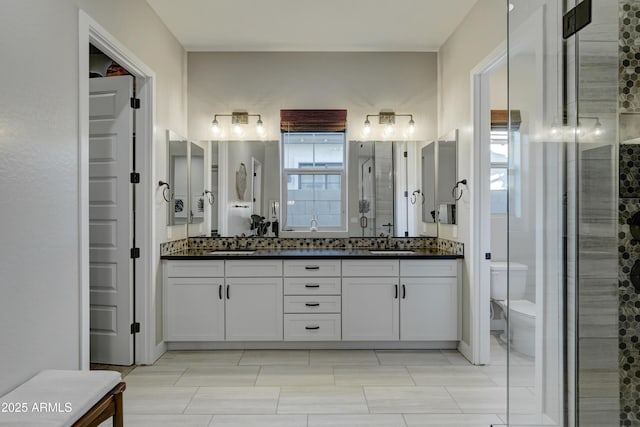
top-left (507, 0), bottom-right (564, 425)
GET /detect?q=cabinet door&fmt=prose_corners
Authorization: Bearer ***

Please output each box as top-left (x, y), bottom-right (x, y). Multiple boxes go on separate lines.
top-left (165, 277), bottom-right (225, 341)
top-left (225, 277), bottom-right (283, 341)
top-left (400, 277), bottom-right (458, 341)
top-left (342, 278), bottom-right (399, 341)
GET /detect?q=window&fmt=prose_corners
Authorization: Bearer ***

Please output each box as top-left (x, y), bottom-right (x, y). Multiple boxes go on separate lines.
top-left (282, 132), bottom-right (346, 231)
top-left (490, 110), bottom-right (521, 217)
top-left (490, 130), bottom-right (509, 214)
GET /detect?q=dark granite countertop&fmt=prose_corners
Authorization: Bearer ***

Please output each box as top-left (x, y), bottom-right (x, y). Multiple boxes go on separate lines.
top-left (161, 248), bottom-right (463, 260)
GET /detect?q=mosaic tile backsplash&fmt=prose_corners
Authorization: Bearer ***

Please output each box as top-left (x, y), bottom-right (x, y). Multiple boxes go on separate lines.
top-left (621, 2), bottom-right (640, 424)
top-left (160, 237), bottom-right (464, 257)
top-left (620, 151), bottom-right (640, 427)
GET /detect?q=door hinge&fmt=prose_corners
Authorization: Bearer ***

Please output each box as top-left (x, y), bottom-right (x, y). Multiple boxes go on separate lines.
top-left (403, 191), bottom-right (408, 198)
top-left (485, 252), bottom-right (492, 260)
top-left (563, 0), bottom-right (591, 39)
top-left (130, 248), bottom-right (140, 259)
top-left (130, 97), bottom-right (140, 109)
top-left (130, 172), bottom-right (140, 184)
top-left (403, 151), bottom-right (408, 158)
top-left (130, 322), bottom-right (140, 334)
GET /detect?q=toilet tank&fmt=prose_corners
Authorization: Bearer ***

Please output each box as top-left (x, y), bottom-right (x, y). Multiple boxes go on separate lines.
top-left (490, 261), bottom-right (528, 301)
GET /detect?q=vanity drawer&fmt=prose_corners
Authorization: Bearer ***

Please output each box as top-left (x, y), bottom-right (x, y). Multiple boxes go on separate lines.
top-left (284, 296), bottom-right (341, 314)
top-left (284, 314), bottom-right (341, 341)
top-left (225, 260), bottom-right (283, 277)
top-left (284, 277), bottom-right (341, 295)
top-left (284, 260), bottom-right (341, 277)
top-left (166, 260), bottom-right (224, 278)
top-left (400, 260), bottom-right (458, 277)
top-left (342, 260), bottom-right (399, 277)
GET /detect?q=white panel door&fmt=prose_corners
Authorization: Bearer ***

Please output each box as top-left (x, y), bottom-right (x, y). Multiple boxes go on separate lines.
top-left (342, 277), bottom-right (399, 341)
top-left (225, 277), bottom-right (283, 341)
top-left (89, 75), bottom-right (134, 365)
top-left (400, 277), bottom-right (458, 341)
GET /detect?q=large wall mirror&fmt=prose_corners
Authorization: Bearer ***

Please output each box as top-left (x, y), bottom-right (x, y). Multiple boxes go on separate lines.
top-left (215, 140), bottom-right (279, 237)
top-left (421, 141), bottom-right (437, 231)
top-left (188, 141), bottom-right (206, 237)
top-left (349, 141), bottom-right (394, 237)
top-left (436, 129), bottom-right (458, 225)
top-left (348, 140), bottom-right (425, 238)
top-left (205, 136), bottom-right (455, 238)
top-left (166, 130), bottom-right (188, 226)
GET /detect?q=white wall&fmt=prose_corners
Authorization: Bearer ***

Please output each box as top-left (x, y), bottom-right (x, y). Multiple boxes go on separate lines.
top-left (0, 0), bottom-right (186, 394)
top-left (438, 0), bottom-right (507, 346)
top-left (187, 52), bottom-right (438, 144)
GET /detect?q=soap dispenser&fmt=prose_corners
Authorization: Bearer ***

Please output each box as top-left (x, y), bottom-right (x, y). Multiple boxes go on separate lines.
top-left (310, 215), bottom-right (318, 232)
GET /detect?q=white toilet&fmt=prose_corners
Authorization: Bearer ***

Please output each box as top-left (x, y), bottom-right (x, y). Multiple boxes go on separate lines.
top-left (490, 261), bottom-right (535, 357)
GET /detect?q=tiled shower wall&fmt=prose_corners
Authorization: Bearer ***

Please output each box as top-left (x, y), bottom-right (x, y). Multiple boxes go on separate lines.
top-left (568, 0), bottom-right (621, 425)
top-left (619, 2), bottom-right (640, 424)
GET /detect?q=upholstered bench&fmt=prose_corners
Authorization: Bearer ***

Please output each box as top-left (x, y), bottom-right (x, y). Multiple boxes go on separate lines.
top-left (0, 370), bottom-right (125, 426)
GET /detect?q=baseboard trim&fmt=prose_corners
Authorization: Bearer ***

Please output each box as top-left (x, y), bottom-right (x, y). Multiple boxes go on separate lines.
top-left (457, 340), bottom-right (473, 364)
top-left (166, 341), bottom-right (459, 351)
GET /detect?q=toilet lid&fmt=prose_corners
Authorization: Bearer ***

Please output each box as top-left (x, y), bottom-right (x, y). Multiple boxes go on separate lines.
top-left (509, 300), bottom-right (536, 317)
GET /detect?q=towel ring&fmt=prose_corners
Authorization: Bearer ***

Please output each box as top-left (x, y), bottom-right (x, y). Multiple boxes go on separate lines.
top-left (158, 181), bottom-right (173, 202)
top-left (203, 190), bottom-right (215, 205)
top-left (452, 179), bottom-right (467, 201)
top-left (410, 190), bottom-right (425, 205)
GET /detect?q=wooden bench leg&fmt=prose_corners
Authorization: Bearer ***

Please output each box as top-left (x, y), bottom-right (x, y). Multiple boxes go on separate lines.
top-left (72, 382), bottom-right (126, 427)
top-left (113, 382), bottom-right (124, 427)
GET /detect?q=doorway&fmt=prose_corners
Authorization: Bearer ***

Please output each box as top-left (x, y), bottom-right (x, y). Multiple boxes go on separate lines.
top-left (471, 45), bottom-right (507, 367)
top-left (79, 11), bottom-right (157, 368)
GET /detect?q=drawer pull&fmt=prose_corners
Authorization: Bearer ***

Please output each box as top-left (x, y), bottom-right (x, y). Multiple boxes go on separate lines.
top-left (218, 284), bottom-right (222, 300)
top-left (305, 265), bottom-right (320, 270)
top-left (305, 283), bottom-right (320, 288)
top-left (305, 302), bottom-right (320, 307)
top-left (305, 325), bottom-right (320, 330)
top-left (402, 284), bottom-right (406, 299)
top-left (226, 285), bottom-right (230, 299)
top-left (394, 284), bottom-right (398, 299)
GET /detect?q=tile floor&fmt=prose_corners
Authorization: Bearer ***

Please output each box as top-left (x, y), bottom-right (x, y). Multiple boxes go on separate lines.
top-left (100, 336), bottom-right (536, 427)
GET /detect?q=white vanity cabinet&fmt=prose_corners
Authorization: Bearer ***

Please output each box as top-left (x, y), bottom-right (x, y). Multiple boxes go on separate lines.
top-left (164, 260), bottom-right (225, 341)
top-left (342, 259), bottom-right (460, 342)
top-left (342, 260), bottom-right (400, 341)
top-left (283, 260), bottom-right (342, 341)
top-left (225, 260), bottom-right (283, 341)
top-left (163, 256), bottom-right (460, 346)
top-left (400, 260), bottom-right (459, 341)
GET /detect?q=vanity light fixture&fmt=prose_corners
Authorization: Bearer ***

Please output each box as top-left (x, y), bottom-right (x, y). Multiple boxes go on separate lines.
top-left (363, 111), bottom-right (416, 138)
top-left (578, 116), bottom-right (604, 137)
top-left (211, 111), bottom-right (266, 137)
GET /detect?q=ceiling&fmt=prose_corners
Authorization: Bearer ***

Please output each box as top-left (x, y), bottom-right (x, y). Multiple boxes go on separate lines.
top-left (145, 0), bottom-right (480, 52)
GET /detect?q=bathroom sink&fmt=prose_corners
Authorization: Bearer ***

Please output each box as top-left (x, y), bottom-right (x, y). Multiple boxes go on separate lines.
top-left (369, 250), bottom-right (415, 255)
top-left (208, 250), bottom-right (256, 255)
